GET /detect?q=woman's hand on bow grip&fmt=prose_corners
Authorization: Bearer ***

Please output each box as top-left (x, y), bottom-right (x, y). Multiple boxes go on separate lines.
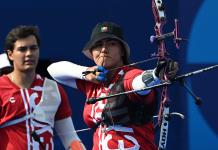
top-left (155, 60), bottom-right (179, 80)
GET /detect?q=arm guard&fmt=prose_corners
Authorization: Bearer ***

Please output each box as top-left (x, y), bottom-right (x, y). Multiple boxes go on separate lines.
top-left (132, 69), bottom-right (161, 95)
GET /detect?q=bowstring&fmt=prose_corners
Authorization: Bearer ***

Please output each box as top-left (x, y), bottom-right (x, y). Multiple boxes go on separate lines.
top-left (108, 56), bottom-right (158, 72)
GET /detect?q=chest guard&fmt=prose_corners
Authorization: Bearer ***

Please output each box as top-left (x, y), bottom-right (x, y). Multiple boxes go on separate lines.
top-left (101, 74), bottom-right (152, 126)
top-left (33, 78), bottom-right (61, 127)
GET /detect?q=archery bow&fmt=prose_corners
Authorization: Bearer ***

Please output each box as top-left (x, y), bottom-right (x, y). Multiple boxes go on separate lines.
top-left (151, 0), bottom-right (185, 149)
top-left (152, 0), bottom-right (171, 149)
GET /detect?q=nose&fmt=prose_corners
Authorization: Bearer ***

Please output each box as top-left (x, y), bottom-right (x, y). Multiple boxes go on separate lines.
top-left (26, 48), bottom-right (33, 55)
top-left (100, 42), bottom-right (109, 53)
top-left (25, 48), bottom-right (37, 58)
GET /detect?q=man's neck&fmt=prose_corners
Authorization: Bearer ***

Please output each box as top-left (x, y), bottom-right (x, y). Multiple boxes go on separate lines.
top-left (9, 70), bottom-right (35, 88)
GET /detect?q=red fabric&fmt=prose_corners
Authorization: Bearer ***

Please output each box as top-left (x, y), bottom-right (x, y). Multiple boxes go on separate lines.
top-left (76, 66), bottom-right (158, 150)
top-left (0, 74), bottom-right (72, 150)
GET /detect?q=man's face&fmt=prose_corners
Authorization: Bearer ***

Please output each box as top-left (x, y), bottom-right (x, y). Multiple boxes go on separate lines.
top-left (8, 35), bottom-right (39, 73)
top-left (90, 39), bottom-right (124, 69)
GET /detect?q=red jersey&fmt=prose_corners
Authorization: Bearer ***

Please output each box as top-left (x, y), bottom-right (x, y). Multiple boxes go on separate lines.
top-left (76, 67), bottom-right (158, 150)
top-left (0, 74), bottom-right (72, 150)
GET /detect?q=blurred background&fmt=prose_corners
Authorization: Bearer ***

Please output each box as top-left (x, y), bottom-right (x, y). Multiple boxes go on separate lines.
top-left (0, 0), bottom-right (217, 149)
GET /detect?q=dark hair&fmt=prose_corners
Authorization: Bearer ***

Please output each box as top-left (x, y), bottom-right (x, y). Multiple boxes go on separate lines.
top-left (4, 25), bottom-right (40, 65)
top-left (4, 25), bottom-right (40, 51)
top-left (0, 66), bottom-right (13, 76)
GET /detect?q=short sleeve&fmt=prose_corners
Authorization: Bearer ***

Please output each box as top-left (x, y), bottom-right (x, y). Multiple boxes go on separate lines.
top-left (55, 84), bottom-right (72, 120)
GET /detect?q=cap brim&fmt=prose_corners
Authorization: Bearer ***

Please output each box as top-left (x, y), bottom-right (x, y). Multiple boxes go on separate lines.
top-left (82, 33), bottom-right (130, 60)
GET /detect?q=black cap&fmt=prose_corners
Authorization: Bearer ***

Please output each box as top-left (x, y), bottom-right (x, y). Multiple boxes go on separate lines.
top-left (83, 22), bottom-right (130, 62)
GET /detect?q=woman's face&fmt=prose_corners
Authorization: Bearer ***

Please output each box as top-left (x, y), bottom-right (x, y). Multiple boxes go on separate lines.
top-left (91, 39), bottom-right (124, 69)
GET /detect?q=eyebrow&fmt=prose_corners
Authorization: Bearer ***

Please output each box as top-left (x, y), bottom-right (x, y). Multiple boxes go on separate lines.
top-left (17, 44), bottom-right (38, 48)
top-left (18, 44), bottom-right (38, 47)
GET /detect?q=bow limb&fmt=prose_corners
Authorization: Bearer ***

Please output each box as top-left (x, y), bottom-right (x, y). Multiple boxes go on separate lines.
top-left (152, 0), bottom-right (167, 59)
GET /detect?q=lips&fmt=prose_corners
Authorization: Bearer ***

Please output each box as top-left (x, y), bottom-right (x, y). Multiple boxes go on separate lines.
top-left (24, 60), bottom-right (35, 65)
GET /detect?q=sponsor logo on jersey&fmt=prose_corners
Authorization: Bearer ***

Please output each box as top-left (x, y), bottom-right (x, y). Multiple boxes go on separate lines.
top-left (8, 97), bottom-right (16, 103)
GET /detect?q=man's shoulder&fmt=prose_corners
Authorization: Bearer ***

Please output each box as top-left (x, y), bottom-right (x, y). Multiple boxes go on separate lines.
top-left (0, 75), bottom-right (10, 85)
top-left (0, 75), bottom-right (15, 96)
top-left (35, 74), bottom-right (58, 83)
top-left (35, 75), bottom-right (63, 89)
